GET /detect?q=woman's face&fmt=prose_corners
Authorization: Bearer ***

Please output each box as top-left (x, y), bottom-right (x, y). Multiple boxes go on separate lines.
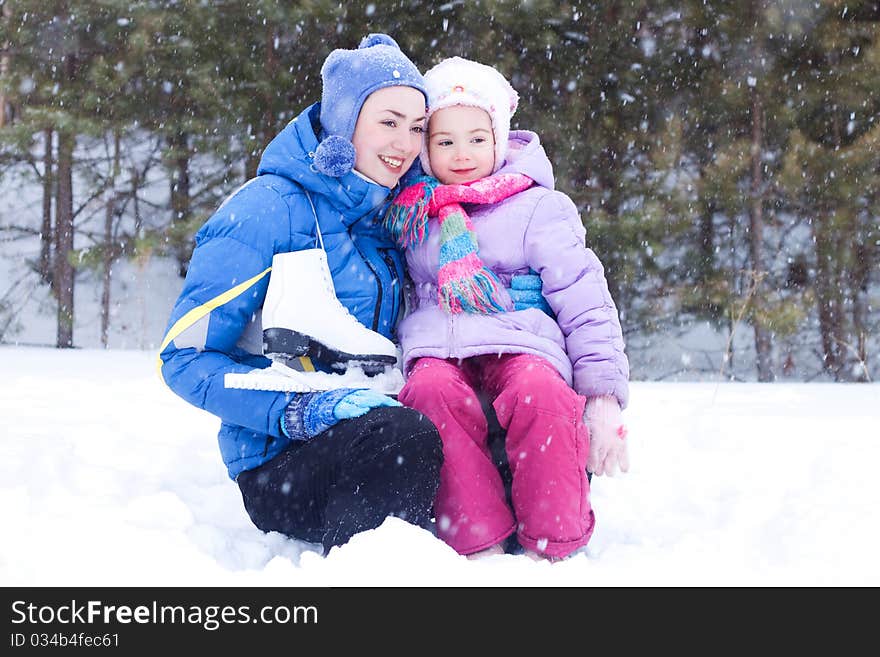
top-left (351, 86), bottom-right (426, 188)
top-left (427, 105), bottom-right (495, 185)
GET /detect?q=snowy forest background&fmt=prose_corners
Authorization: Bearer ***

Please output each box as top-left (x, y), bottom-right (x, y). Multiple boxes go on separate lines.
top-left (1, 0), bottom-right (878, 383)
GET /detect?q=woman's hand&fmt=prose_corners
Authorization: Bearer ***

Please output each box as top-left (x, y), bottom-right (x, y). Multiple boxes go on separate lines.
top-left (282, 388), bottom-right (401, 440)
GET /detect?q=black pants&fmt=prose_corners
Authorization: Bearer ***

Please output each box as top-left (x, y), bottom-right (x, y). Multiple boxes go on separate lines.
top-left (237, 406), bottom-right (443, 554)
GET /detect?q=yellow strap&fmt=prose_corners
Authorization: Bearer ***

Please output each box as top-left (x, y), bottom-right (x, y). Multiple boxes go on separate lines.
top-left (299, 357), bottom-right (315, 372)
top-left (156, 266), bottom-right (273, 377)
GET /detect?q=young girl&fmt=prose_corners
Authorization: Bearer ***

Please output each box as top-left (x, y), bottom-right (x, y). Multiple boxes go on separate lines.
top-left (385, 57), bottom-right (631, 561)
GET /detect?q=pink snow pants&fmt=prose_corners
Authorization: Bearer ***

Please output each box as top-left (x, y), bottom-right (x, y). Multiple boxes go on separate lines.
top-left (398, 353), bottom-right (594, 558)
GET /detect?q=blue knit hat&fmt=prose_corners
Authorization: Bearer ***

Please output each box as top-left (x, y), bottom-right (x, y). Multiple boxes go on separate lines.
top-left (315, 34), bottom-right (427, 177)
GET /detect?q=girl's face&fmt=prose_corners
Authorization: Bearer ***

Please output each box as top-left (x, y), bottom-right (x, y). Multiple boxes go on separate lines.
top-left (427, 105), bottom-right (495, 184)
top-left (351, 86), bottom-right (426, 188)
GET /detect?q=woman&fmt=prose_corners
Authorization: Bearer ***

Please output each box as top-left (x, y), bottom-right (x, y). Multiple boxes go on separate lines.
top-left (159, 34), bottom-right (442, 554)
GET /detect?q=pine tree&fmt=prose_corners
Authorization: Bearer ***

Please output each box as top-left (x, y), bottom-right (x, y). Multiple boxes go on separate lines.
top-left (0, 1), bottom-right (133, 346)
top-left (777, 0), bottom-right (880, 380)
top-left (669, 0), bottom-right (804, 380)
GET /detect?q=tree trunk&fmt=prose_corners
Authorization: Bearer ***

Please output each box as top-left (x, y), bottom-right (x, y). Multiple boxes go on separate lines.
top-left (101, 133), bottom-right (122, 348)
top-left (245, 23), bottom-right (280, 178)
top-left (813, 215), bottom-right (842, 379)
top-left (244, 153), bottom-right (259, 180)
top-left (826, 114), bottom-right (852, 380)
top-left (697, 199), bottom-right (716, 284)
top-left (596, 111), bottom-right (625, 310)
top-left (40, 128), bottom-right (54, 287)
top-left (131, 167), bottom-right (142, 237)
top-left (100, 195), bottom-right (115, 348)
top-left (55, 128), bottom-right (75, 348)
top-left (169, 131), bottom-right (191, 276)
top-left (261, 22), bottom-right (278, 163)
top-left (851, 237), bottom-right (870, 381)
top-left (749, 85), bottom-right (774, 381)
top-left (0, 2), bottom-right (11, 128)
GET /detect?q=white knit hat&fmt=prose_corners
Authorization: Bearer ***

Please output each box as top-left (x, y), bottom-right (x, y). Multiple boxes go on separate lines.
top-left (420, 57), bottom-right (519, 176)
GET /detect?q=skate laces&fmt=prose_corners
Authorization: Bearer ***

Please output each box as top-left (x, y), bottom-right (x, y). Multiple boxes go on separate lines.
top-left (321, 269), bottom-right (368, 330)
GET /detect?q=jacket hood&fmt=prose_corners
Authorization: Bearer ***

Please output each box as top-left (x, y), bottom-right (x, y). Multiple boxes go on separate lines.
top-left (257, 103), bottom-right (393, 224)
top-left (496, 130), bottom-right (555, 190)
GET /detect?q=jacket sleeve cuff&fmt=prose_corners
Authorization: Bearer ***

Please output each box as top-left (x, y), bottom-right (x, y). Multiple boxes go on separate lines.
top-left (282, 388), bottom-right (356, 440)
top-left (575, 374), bottom-right (630, 411)
top-left (281, 392), bottom-right (320, 441)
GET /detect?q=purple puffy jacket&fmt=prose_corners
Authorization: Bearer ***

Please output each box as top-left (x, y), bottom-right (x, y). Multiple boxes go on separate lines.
top-left (397, 130), bottom-right (630, 409)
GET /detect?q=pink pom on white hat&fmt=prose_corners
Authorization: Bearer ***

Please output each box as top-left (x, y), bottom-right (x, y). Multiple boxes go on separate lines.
top-left (420, 57), bottom-right (519, 176)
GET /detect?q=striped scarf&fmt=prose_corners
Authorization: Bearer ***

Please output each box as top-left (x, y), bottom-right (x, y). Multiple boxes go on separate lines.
top-left (384, 173), bottom-right (534, 314)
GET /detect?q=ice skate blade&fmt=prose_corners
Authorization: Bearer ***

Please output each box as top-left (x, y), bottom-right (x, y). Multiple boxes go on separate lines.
top-left (359, 363), bottom-right (388, 377)
top-left (263, 327), bottom-right (397, 369)
top-left (270, 355), bottom-right (392, 379)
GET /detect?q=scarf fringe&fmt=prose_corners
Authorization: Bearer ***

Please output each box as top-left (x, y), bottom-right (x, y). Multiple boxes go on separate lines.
top-left (383, 176), bottom-right (439, 248)
top-left (439, 267), bottom-right (511, 314)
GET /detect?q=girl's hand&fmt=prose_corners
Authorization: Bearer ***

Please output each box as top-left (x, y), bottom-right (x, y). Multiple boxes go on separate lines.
top-left (508, 270), bottom-right (553, 316)
top-left (583, 395), bottom-right (629, 476)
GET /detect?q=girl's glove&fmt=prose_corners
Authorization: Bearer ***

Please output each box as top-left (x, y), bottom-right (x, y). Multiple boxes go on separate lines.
top-left (282, 388), bottom-right (401, 440)
top-left (508, 270), bottom-right (553, 316)
top-left (583, 395), bottom-right (629, 476)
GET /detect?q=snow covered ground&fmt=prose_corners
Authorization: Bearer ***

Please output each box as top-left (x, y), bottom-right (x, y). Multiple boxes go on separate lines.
top-left (1, 346), bottom-right (878, 587)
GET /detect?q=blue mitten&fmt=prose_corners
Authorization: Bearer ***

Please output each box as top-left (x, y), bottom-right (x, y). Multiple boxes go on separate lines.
top-left (508, 270), bottom-right (553, 316)
top-left (281, 388), bottom-right (401, 441)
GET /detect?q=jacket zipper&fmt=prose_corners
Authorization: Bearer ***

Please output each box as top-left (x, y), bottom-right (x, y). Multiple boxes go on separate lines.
top-left (351, 238), bottom-right (383, 332)
top-left (380, 249), bottom-right (403, 329)
top-left (447, 314), bottom-right (456, 358)
top-left (363, 254), bottom-right (383, 332)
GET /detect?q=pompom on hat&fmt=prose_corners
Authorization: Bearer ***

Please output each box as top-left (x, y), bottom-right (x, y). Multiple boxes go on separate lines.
top-left (420, 56), bottom-right (519, 176)
top-left (315, 34), bottom-right (427, 177)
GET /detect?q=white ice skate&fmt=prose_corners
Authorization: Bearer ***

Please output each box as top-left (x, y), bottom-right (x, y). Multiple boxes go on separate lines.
top-left (224, 194), bottom-right (403, 395)
top-left (261, 248), bottom-right (399, 374)
top-left (224, 250), bottom-right (404, 394)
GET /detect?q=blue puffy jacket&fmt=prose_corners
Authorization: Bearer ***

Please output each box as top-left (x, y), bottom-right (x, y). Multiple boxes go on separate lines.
top-left (158, 103), bottom-right (407, 480)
